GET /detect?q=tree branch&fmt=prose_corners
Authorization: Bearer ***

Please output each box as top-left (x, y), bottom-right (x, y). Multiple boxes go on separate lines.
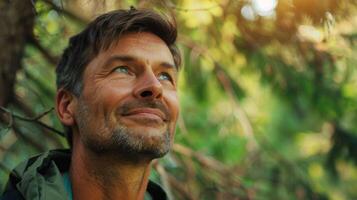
top-left (0, 107), bottom-right (64, 137)
top-left (28, 35), bottom-right (59, 66)
top-left (0, 114), bottom-right (45, 151)
top-left (41, 0), bottom-right (88, 24)
top-left (214, 63), bottom-right (258, 151)
top-left (165, 1), bottom-right (223, 12)
top-left (179, 36), bottom-right (259, 151)
top-left (0, 0), bottom-right (35, 107)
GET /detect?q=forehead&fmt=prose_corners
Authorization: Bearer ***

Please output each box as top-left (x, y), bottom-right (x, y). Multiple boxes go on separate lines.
top-left (110, 32), bottom-right (173, 60)
top-left (96, 32), bottom-right (174, 68)
top-left (82, 32), bottom-right (176, 82)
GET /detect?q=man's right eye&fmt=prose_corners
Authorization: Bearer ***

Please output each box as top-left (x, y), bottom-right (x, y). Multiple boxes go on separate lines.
top-left (114, 66), bottom-right (129, 74)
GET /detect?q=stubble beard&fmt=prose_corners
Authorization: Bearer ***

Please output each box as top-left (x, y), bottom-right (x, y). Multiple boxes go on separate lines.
top-left (109, 124), bottom-right (171, 159)
top-left (76, 101), bottom-right (172, 161)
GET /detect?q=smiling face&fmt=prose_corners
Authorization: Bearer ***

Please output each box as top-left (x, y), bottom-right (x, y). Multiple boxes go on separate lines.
top-left (72, 32), bottom-right (179, 159)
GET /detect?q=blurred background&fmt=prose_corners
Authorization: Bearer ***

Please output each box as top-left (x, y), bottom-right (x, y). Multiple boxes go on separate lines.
top-left (0, 0), bottom-right (357, 199)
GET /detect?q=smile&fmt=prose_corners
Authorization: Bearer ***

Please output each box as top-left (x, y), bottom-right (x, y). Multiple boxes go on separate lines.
top-left (122, 108), bottom-right (167, 122)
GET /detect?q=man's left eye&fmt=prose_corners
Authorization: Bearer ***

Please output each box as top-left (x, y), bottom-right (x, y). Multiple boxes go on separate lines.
top-left (158, 73), bottom-right (172, 81)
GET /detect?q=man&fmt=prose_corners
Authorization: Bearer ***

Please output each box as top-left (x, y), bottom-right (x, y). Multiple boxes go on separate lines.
top-left (1, 7), bottom-right (181, 200)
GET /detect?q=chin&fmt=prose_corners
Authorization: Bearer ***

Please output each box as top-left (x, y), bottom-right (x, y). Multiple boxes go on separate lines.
top-left (131, 130), bottom-right (172, 158)
top-left (140, 143), bottom-right (171, 159)
top-left (87, 125), bottom-right (171, 159)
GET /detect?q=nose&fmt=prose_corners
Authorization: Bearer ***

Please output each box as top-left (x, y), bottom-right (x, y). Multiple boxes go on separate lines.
top-left (133, 71), bottom-right (163, 99)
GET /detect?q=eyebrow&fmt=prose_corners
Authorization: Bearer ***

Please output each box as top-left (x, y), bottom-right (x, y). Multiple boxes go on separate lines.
top-left (104, 55), bottom-right (177, 71)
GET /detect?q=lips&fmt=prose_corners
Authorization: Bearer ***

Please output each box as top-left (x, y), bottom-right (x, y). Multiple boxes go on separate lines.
top-left (122, 108), bottom-right (167, 121)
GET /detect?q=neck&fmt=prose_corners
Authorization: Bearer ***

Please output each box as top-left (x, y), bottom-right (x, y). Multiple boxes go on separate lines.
top-left (69, 141), bottom-right (152, 200)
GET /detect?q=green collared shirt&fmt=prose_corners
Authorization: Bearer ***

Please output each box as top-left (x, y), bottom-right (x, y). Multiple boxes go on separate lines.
top-left (1, 149), bottom-right (167, 200)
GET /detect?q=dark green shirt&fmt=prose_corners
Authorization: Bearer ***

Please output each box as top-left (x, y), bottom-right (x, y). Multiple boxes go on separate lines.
top-left (1, 149), bottom-right (167, 200)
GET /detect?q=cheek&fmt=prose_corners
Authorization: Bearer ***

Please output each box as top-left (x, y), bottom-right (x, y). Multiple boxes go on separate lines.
top-left (86, 81), bottom-right (133, 112)
top-left (167, 94), bottom-right (179, 143)
top-left (165, 91), bottom-right (179, 121)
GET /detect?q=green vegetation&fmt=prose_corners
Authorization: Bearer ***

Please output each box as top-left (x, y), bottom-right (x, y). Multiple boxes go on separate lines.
top-left (1, 0), bottom-right (356, 199)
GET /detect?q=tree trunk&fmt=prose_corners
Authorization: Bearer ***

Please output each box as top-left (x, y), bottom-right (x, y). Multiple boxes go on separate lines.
top-left (0, 0), bottom-right (35, 107)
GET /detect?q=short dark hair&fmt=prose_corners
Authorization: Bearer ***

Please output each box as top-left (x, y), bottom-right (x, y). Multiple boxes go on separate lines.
top-left (56, 8), bottom-right (181, 147)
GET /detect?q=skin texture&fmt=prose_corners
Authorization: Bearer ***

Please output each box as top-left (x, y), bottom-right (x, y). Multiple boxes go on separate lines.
top-left (56, 32), bottom-right (179, 200)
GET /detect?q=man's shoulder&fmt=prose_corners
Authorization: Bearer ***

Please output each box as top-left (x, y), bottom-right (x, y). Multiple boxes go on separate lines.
top-left (1, 149), bottom-right (169, 200)
top-left (1, 149), bottom-right (71, 200)
top-left (1, 174), bottom-right (25, 200)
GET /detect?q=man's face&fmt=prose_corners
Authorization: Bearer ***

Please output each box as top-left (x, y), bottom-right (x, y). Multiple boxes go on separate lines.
top-left (73, 32), bottom-right (179, 159)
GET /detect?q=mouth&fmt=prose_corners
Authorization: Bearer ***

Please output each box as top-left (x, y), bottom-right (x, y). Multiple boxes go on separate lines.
top-left (121, 108), bottom-right (167, 122)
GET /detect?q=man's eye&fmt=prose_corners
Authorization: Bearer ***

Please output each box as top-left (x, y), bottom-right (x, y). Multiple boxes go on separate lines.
top-left (114, 66), bottom-right (129, 74)
top-left (158, 73), bottom-right (172, 81)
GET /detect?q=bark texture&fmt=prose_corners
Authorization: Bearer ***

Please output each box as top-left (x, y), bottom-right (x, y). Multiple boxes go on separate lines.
top-left (0, 0), bottom-right (35, 106)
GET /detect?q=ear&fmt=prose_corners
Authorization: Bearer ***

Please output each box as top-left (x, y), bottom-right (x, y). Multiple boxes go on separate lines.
top-left (55, 89), bottom-right (77, 126)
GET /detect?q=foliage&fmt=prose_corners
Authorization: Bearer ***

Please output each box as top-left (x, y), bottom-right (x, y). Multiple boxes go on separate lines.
top-left (1, 0), bottom-right (357, 199)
